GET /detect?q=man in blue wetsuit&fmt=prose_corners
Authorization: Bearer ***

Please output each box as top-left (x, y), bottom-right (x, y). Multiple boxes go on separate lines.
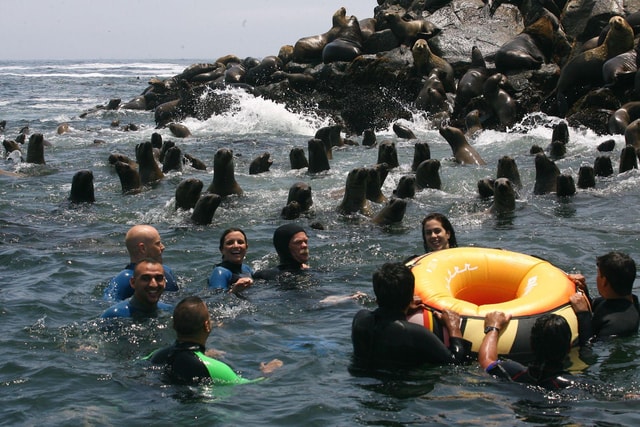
top-left (351, 262), bottom-right (471, 370)
top-left (145, 296), bottom-right (282, 384)
top-left (101, 258), bottom-right (173, 319)
top-left (103, 224), bottom-right (179, 301)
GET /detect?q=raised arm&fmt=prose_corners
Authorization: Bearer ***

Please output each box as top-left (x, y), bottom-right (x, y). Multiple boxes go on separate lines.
top-left (478, 311), bottom-right (512, 370)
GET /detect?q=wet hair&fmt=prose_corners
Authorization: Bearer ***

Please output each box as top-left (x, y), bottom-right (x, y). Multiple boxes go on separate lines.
top-left (273, 223), bottom-right (306, 265)
top-left (530, 314), bottom-right (571, 364)
top-left (421, 213), bottom-right (458, 252)
top-left (596, 251), bottom-right (636, 296)
top-left (372, 262), bottom-right (415, 311)
top-left (219, 227), bottom-right (248, 252)
top-left (173, 296), bottom-right (209, 336)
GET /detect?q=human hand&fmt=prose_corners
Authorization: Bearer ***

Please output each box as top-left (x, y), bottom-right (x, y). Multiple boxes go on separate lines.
top-left (568, 273), bottom-right (587, 292)
top-left (260, 358), bottom-right (283, 374)
top-left (570, 291), bottom-right (590, 313)
top-left (230, 277), bottom-right (253, 294)
top-left (436, 309), bottom-right (462, 337)
top-left (407, 295), bottom-right (425, 315)
top-left (484, 311), bottom-right (512, 330)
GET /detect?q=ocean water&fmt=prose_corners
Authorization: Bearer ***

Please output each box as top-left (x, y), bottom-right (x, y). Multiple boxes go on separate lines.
top-left (1, 59), bottom-right (639, 426)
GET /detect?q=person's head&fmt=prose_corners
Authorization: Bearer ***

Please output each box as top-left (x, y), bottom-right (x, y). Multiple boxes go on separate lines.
top-left (125, 224), bottom-right (165, 264)
top-left (372, 262), bottom-right (415, 311)
top-left (172, 296), bottom-right (211, 342)
top-left (530, 314), bottom-right (571, 364)
top-left (219, 228), bottom-right (248, 264)
top-left (273, 223), bottom-right (309, 266)
top-left (130, 258), bottom-right (166, 307)
top-left (421, 213), bottom-right (457, 252)
top-left (596, 251), bottom-right (636, 297)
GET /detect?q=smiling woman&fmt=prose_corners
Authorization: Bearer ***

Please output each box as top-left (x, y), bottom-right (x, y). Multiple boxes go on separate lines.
top-left (208, 228), bottom-right (254, 292)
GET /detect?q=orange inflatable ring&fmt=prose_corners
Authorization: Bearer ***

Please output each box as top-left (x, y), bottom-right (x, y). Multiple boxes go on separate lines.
top-left (406, 247), bottom-right (580, 359)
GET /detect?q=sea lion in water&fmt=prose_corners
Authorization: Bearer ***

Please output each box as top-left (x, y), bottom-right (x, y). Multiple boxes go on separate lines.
top-left (249, 152), bottom-right (273, 175)
top-left (364, 165), bottom-right (387, 204)
top-left (478, 178), bottom-right (495, 198)
top-left (439, 125), bottom-right (486, 165)
top-left (533, 153), bottom-right (559, 195)
top-left (281, 201), bottom-right (302, 220)
top-left (135, 141), bottom-right (164, 184)
top-left (286, 181), bottom-right (313, 212)
top-left (496, 155), bottom-right (521, 188)
top-left (415, 159), bottom-right (441, 190)
top-left (594, 156), bottom-right (613, 177)
top-left (289, 147), bottom-right (309, 170)
top-left (619, 145), bottom-right (638, 173)
top-left (3, 139), bottom-right (21, 156)
top-left (184, 153), bottom-right (207, 170)
top-left (372, 198), bottom-right (407, 225)
top-left (411, 142), bottom-right (431, 171)
top-left (393, 175), bottom-right (416, 199)
top-left (361, 129), bottom-right (376, 147)
top-left (57, 123), bottom-right (70, 135)
top-left (577, 166), bottom-right (596, 189)
top-left (307, 138), bottom-right (330, 173)
top-left (377, 140), bottom-right (399, 169)
top-left (191, 193), bottom-right (222, 225)
top-left (556, 174), bottom-right (576, 197)
top-left (392, 122), bottom-right (417, 139)
top-left (26, 133), bottom-right (46, 164)
top-left (337, 167), bottom-right (371, 216)
top-left (490, 178), bottom-right (516, 214)
top-left (162, 146), bottom-right (183, 173)
top-left (175, 177), bottom-right (203, 210)
top-left (206, 148), bottom-right (243, 197)
top-left (69, 170), bottom-right (95, 204)
top-left (598, 139), bottom-right (616, 152)
top-left (114, 161), bottom-right (142, 194)
top-left (169, 123), bottom-right (191, 138)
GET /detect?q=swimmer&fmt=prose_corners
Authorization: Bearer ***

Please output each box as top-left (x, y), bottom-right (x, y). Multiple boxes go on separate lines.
top-left (421, 212), bottom-right (458, 253)
top-left (253, 223), bottom-right (309, 281)
top-left (208, 228), bottom-right (254, 294)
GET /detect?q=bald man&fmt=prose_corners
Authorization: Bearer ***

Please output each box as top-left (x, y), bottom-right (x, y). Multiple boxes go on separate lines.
top-left (103, 224), bottom-right (179, 301)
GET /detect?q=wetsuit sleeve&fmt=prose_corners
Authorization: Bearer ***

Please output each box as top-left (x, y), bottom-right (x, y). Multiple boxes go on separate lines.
top-left (163, 265), bottom-right (179, 291)
top-left (413, 326), bottom-right (470, 365)
top-left (575, 310), bottom-right (594, 347)
top-left (195, 352), bottom-right (258, 384)
top-left (486, 359), bottom-right (527, 382)
top-left (208, 267), bottom-right (232, 290)
top-left (101, 301), bottom-right (131, 318)
top-left (103, 269), bottom-right (134, 301)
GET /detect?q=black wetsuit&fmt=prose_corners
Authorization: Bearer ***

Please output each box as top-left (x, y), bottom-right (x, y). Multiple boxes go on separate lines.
top-left (351, 307), bottom-right (471, 369)
top-left (485, 359), bottom-right (575, 390)
top-left (254, 223), bottom-right (308, 281)
top-left (575, 294), bottom-right (640, 344)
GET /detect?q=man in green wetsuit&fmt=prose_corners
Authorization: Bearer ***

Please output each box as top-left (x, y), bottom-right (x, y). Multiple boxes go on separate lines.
top-left (145, 296), bottom-right (282, 385)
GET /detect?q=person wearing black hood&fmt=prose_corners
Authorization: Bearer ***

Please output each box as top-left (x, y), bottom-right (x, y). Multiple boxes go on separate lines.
top-left (253, 223), bottom-right (309, 281)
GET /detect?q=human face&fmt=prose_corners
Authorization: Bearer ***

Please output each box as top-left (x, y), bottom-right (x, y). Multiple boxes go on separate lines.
top-left (288, 231), bottom-right (309, 265)
top-left (143, 231), bottom-right (165, 263)
top-left (423, 219), bottom-right (450, 252)
top-left (131, 261), bottom-right (166, 307)
top-left (220, 231), bottom-right (248, 264)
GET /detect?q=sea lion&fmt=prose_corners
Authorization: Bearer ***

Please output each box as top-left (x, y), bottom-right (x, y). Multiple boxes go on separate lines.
top-left (482, 73), bottom-right (517, 127)
top-left (439, 125), bottom-right (486, 165)
top-left (26, 133), bottom-right (46, 164)
top-left (307, 138), bottom-right (330, 173)
top-left (597, 139), bottom-right (616, 152)
top-left (411, 39), bottom-right (455, 93)
top-left (191, 193), bottom-right (222, 226)
top-left (249, 152), bottom-right (273, 175)
top-left (551, 121), bottom-right (569, 145)
top-left (364, 165), bottom-right (387, 204)
top-left (624, 118), bottom-right (640, 149)
top-left (281, 201), bottom-right (302, 220)
top-left (245, 55), bottom-right (283, 85)
top-left (377, 140), bottom-right (399, 169)
top-left (322, 13), bottom-right (363, 64)
top-left (393, 175), bottom-right (416, 199)
top-left (160, 139), bottom-right (175, 163)
top-left (494, 15), bottom-right (554, 73)
top-left (3, 139), bottom-right (21, 156)
top-left (594, 156), bottom-right (613, 177)
top-left (289, 147), bottom-right (309, 170)
top-left (108, 152), bottom-right (136, 168)
top-left (151, 132), bottom-right (163, 149)
top-left (555, 16), bottom-right (634, 116)
top-left (415, 78), bottom-right (447, 112)
top-left (478, 178), bottom-right (495, 198)
top-left (135, 141), bottom-right (164, 184)
top-left (372, 198), bottom-right (407, 225)
top-left (602, 50), bottom-right (637, 87)
top-left (175, 178), bottom-right (203, 210)
top-left (114, 161), bottom-right (142, 194)
top-left (415, 159), bottom-right (441, 190)
top-left (619, 144), bottom-right (638, 173)
top-left (454, 46), bottom-right (488, 114)
top-left (361, 129), bottom-right (376, 147)
top-left (608, 101), bottom-right (640, 134)
top-left (184, 153), bottom-right (207, 170)
top-left (206, 148), bottom-right (243, 197)
top-left (69, 170), bottom-right (95, 204)
top-left (383, 12), bottom-right (440, 47)
top-left (162, 146), bottom-right (183, 173)
top-left (556, 174), bottom-right (576, 197)
top-left (392, 122), bottom-right (417, 139)
top-left (465, 109), bottom-right (483, 138)
top-left (57, 123), bottom-right (70, 135)
top-left (315, 124), bottom-right (342, 158)
top-left (286, 181), bottom-right (313, 212)
top-left (154, 99), bottom-right (182, 128)
top-left (577, 165), bottom-right (596, 189)
top-left (293, 7), bottom-right (349, 63)
top-left (337, 167), bottom-right (371, 216)
top-left (533, 153), bottom-right (559, 195)
top-left (496, 155), bottom-right (522, 188)
top-left (411, 142), bottom-right (431, 171)
top-left (169, 123), bottom-right (191, 138)
top-left (490, 178), bottom-right (516, 214)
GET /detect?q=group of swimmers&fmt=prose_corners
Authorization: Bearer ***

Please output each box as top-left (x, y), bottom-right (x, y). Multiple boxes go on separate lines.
top-left (99, 215), bottom-right (640, 389)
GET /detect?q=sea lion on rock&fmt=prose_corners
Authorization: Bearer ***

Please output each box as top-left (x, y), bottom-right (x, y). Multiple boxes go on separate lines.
top-left (135, 141), bottom-right (164, 184)
top-left (602, 50), bottom-right (637, 87)
top-left (555, 16), bottom-right (634, 116)
top-left (393, 175), bottom-right (416, 199)
top-left (175, 178), bottom-right (203, 210)
top-left (619, 145), bottom-right (638, 173)
top-left (69, 170), bottom-right (95, 204)
top-left (289, 147), bottom-right (309, 170)
top-left (496, 155), bottom-right (522, 188)
top-left (337, 167), bottom-right (371, 216)
top-left (393, 122), bottom-right (417, 139)
top-left (286, 181), bottom-right (313, 212)
top-left (162, 146), bottom-right (183, 173)
top-left (439, 125), bottom-right (486, 165)
top-left (624, 118), bottom-right (640, 149)
top-left (594, 156), bottom-right (613, 177)
top-left (556, 174), bottom-right (576, 197)
top-left (245, 56), bottom-right (282, 85)
top-left (415, 73), bottom-right (447, 112)
top-left (490, 178), bottom-right (516, 214)
top-left (454, 46), bottom-right (488, 114)
top-left (608, 101), bottom-right (640, 134)
top-left (411, 39), bottom-right (455, 93)
top-left (191, 193), bottom-right (222, 225)
top-left (415, 159), bottom-right (441, 190)
top-left (482, 73), bottom-right (517, 127)
top-left (533, 153), bottom-right (559, 195)
top-left (206, 148), bottom-right (243, 197)
top-left (377, 140), bottom-right (399, 169)
top-left (372, 197), bottom-right (407, 225)
top-left (577, 166), bottom-right (596, 189)
top-left (307, 138), bottom-right (330, 173)
top-left (383, 12), bottom-right (440, 47)
top-left (411, 142), bottom-right (431, 171)
top-left (169, 123), bottom-right (191, 138)
top-left (114, 161), bottom-right (142, 194)
top-left (494, 15), bottom-right (554, 73)
top-left (249, 152), bottom-right (273, 175)
top-left (322, 12), bottom-right (363, 64)
top-left (293, 7), bottom-right (349, 63)
top-left (26, 133), bottom-right (46, 164)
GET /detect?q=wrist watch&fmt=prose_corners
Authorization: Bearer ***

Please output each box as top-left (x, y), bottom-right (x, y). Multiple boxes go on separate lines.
top-left (484, 326), bottom-right (500, 334)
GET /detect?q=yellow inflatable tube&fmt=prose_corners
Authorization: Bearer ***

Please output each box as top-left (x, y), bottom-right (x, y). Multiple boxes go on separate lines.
top-left (406, 247), bottom-right (580, 359)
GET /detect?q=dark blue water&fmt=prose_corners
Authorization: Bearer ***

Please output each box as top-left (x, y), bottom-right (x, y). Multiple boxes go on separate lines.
top-left (1, 60), bottom-right (639, 425)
